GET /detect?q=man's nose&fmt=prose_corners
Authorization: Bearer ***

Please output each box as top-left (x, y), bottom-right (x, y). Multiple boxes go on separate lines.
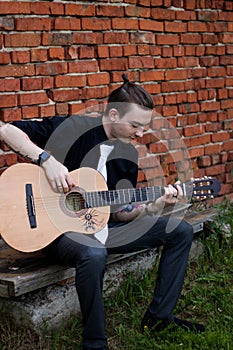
top-left (135, 126), bottom-right (144, 137)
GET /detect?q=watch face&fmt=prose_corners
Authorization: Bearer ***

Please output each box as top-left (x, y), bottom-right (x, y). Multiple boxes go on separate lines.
top-left (38, 151), bottom-right (50, 165)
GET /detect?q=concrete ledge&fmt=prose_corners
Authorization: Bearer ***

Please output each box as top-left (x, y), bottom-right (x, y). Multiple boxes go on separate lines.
top-left (0, 240), bottom-right (203, 332)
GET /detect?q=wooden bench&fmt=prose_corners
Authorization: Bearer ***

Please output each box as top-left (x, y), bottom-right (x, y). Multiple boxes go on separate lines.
top-left (0, 206), bottom-right (218, 331)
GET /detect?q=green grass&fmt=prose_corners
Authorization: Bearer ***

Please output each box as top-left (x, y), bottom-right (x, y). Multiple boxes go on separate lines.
top-left (0, 200), bottom-right (232, 349)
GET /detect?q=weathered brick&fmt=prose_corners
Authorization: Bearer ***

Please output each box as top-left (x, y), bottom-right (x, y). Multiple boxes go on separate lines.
top-left (139, 19), bottom-right (164, 32)
top-left (55, 75), bottom-right (86, 88)
top-left (82, 18), bottom-right (111, 31)
top-left (22, 78), bottom-right (43, 91)
top-left (5, 33), bottom-right (41, 47)
top-left (0, 78), bottom-right (20, 92)
top-left (11, 50), bottom-right (30, 63)
top-left (65, 4), bottom-right (95, 16)
top-left (16, 18), bottom-right (51, 31)
top-left (54, 18), bottom-right (81, 31)
top-left (0, 108), bottom-right (21, 122)
top-left (87, 73), bottom-right (110, 86)
top-left (42, 33), bottom-right (73, 46)
top-left (0, 1), bottom-right (30, 14)
top-left (18, 92), bottom-right (49, 106)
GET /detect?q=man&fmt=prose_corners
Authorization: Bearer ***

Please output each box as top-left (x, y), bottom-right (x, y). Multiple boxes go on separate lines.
top-left (0, 74), bottom-right (205, 350)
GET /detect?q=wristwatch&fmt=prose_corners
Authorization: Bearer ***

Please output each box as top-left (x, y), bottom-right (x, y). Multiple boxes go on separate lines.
top-left (37, 151), bottom-right (51, 166)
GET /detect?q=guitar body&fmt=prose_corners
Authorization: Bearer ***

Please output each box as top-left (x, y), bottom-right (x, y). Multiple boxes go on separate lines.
top-left (0, 164), bottom-right (109, 252)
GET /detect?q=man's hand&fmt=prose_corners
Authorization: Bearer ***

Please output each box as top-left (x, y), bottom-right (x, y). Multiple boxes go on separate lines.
top-left (112, 204), bottom-right (145, 222)
top-left (41, 156), bottom-right (75, 193)
top-left (146, 181), bottom-right (183, 215)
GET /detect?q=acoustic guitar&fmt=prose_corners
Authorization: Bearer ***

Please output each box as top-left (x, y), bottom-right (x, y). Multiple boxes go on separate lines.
top-left (0, 163), bottom-right (221, 252)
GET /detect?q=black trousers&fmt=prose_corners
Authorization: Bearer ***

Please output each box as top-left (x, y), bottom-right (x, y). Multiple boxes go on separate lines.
top-left (43, 216), bottom-right (194, 348)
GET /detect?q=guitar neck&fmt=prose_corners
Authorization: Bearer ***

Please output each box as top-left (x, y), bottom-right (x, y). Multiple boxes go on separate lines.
top-left (83, 186), bottom-right (165, 208)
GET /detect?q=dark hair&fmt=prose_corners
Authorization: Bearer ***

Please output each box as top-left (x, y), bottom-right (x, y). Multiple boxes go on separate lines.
top-left (105, 73), bottom-right (154, 117)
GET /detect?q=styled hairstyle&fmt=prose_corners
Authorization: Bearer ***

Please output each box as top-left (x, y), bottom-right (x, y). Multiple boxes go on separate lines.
top-left (105, 73), bottom-right (154, 117)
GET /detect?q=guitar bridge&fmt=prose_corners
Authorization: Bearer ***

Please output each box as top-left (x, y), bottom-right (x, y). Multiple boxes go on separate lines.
top-left (25, 184), bottom-right (37, 229)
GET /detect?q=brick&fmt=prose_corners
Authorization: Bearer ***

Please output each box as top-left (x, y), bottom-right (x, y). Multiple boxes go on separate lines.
top-left (42, 33), bottom-right (73, 46)
top-left (39, 104), bottom-right (56, 118)
top-left (161, 81), bottom-right (184, 92)
top-left (96, 4), bottom-right (124, 17)
top-left (112, 18), bottom-right (138, 30)
top-left (183, 124), bottom-right (205, 137)
top-left (139, 19), bottom-right (164, 32)
top-left (178, 57), bottom-right (199, 67)
top-left (104, 32), bottom-right (129, 44)
top-left (179, 103), bottom-right (200, 114)
top-left (0, 17), bottom-right (14, 30)
top-left (201, 101), bottom-right (220, 111)
top-left (87, 73), bottom-right (110, 87)
top-left (54, 18), bottom-right (81, 31)
top-left (151, 8), bottom-right (176, 20)
top-left (125, 5), bottom-right (150, 17)
top-left (31, 48), bottom-right (48, 62)
top-left (140, 70), bottom-right (164, 81)
top-left (16, 18), bottom-right (51, 31)
top-left (165, 69), bottom-right (188, 80)
top-left (155, 57), bottom-right (177, 68)
top-left (55, 103), bottom-right (68, 116)
top-left (22, 78), bottom-right (43, 91)
top-left (128, 56), bottom-right (154, 69)
top-left (204, 144), bottom-right (222, 155)
top-left (180, 34), bottom-right (201, 44)
top-left (49, 48), bottom-right (65, 60)
top-left (21, 106), bottom-right (39, 119)
top-left (5, 33), bottom-right (41, 47)
top-left (18, 92), bottom-right (49, 106)
top-left (100, 58), bottom-right (128, 71)
top-left (65, 4), bottom-right (95, 16)
top-left (36, 62), bottom-right (68, 76)
top-left (73, 32), bottom-right (103, 45)
top-left (97, 46), bottom-right (109, 58)
top-left (197, 156), bottom-right (211, 167)
top-left (123, 44), bottom-right (137, 56)
top-left (162, 105), bottom-right (178, 117)
top-left (206, 78), bottom-right (224, 89)
top-left (132, 33), bottom-right (155, 45)
top-left (222, 140), bottom-right (233, 152)
top-left (79, 46), bottom-right (95, 59)
top-left (0, 153), bottom-right (17, 167)
top-left (11, 50), bottom-right (30, 64)
top-left (162, 47), bottom-right (173, 57)
top-left (176, 10), bottom-right (196, 21)
top-left (202, 34), bottom-right (219, 44)
top-left (200, 57), bottom-right (219, 67)
top-left (0, 65), bottom-right (35, 77)
top-left (0, 94), bottom-right (17, 108)
top-left (187, 22), bottom-right (208, 33)
top-left (221, 99), bottom-right (233, 109)
top-left (165, 21), bottom-right (187, 32)
top-left (48, 89), bottom-right (83, 103)
top-left (0, 78), bottom-right (20, 92)
top-left (69, 60), bottom-right (98, 73)
top-left (197, 10), bottom-right (218, 21)
top-left (0, 108), bottom-right (21, 122)
top-left (0, 2), bottom-right (30, 14)
top-left (189, 147), bottom-right (205, 158)
top-left (212, 132), bottom-right (230, 143)
top-left (157, 34), bottom-right (180, 45)
top-left (208, 67), bottom-right (226, 77)
top-left (205, 46), bottom-right (225, 56)
top-left (82, 18), bottom-right (111, 31)
top-left (0, 52), bottom-right (10, 64)
top-left (189, 135), bottom-right (211, 147)
top-left (85, 86), bottom-right (109, 99)
top-left (31, 2), bottom-right (64, 15)
top-left (205, 164), bottom-right (225, 176)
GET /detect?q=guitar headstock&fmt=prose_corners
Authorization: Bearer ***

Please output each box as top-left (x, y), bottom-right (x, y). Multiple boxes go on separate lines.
top-left (184, 177), bottom-right (221, 200)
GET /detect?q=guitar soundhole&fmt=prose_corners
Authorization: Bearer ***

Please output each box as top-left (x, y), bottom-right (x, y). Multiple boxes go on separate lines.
top-left (65, 191), bottom-right (85, 213)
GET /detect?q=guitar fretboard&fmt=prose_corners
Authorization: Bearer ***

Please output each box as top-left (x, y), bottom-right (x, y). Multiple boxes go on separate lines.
top-left (83, 186), bottom-right (164, 208)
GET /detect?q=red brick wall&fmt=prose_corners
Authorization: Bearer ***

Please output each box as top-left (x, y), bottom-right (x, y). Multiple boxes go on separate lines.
top-left (0, 0), bottom-right (232, 201)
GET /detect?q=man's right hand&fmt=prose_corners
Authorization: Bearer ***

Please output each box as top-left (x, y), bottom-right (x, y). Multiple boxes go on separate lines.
top-left (41, 156), bottom-right (75, 193)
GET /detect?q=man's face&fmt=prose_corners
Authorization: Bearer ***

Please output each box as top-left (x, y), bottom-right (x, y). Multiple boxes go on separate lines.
top-left (107, 104), bottom-right (152, 143)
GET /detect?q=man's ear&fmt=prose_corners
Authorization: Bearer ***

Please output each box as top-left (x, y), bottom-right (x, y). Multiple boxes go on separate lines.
top-left (108, 108), bottom-right (120, 122)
